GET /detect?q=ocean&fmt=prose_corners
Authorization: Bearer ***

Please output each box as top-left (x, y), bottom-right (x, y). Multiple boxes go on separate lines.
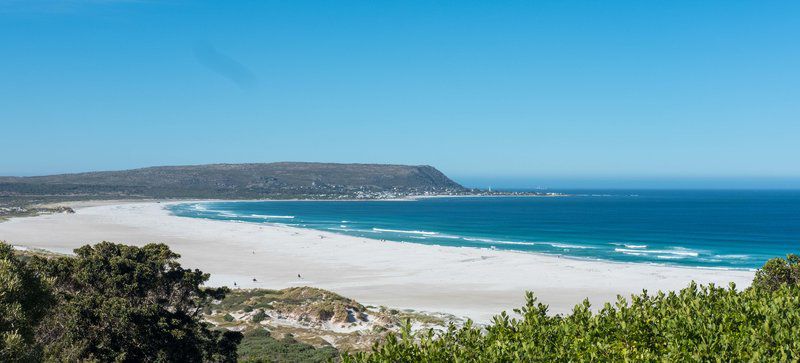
top-left (168, 190), bottom-right (800, 269)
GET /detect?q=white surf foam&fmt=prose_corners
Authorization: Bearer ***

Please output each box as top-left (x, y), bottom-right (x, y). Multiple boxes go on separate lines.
top-left (656, 255), bottom-right (686, 260)
top-left (372, 228), bottom-right (438, 235)
top-left (250, 214), bottom-right (295, 219)
top-left (463, 237), bottom-right (539, 247)
top-left (547, 243), bottom-right (595, 249)
top-left (614, 247), bottom-right (699, 257)
top-left (713, 254), bottom-right (750, 260)
top-left (191, 204), bottom-right (208, 211)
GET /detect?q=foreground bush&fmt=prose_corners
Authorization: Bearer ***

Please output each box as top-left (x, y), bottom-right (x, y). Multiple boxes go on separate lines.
top-left (0, 243), bottom-right (53, 362)
top-left (346, 255), bottom-right (800, 362)
top-left (28, 242), bottom-right (242, 362)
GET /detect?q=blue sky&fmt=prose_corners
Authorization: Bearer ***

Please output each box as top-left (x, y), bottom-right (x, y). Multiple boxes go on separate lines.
top-left (1, 1), bottom-right (798, 188)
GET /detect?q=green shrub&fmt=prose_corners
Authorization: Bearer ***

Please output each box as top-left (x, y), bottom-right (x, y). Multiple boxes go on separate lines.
top-left (29, 242), bottom-right (242, 362)
top-left (251, 309), bottom-right (267, 323)
top-left (752, 253), bottom-right (800, 291)
top-left (224, 313), bottom-right (235, 322)
top-left (238, 329), bottom-right (338, 363)
top-left (346, 255), bottom-right (800, 362)
top-left (0, 242), bottom-right (53, 362)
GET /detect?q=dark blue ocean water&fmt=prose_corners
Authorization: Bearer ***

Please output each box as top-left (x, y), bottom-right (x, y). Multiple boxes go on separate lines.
top-left (168, 190), bottom-right (800, 269)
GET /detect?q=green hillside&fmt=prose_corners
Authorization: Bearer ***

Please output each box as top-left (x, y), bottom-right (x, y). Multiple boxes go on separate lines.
top-left (0, 162), bottom-right (465, 200)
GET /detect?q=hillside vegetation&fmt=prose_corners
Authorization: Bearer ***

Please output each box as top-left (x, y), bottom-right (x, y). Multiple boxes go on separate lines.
top-left (0, 162), bottom-right (464, 201)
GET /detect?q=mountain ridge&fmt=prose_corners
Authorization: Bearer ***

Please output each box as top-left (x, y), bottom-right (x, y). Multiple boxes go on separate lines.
top-left (0, 162), bottom-right (465, 199)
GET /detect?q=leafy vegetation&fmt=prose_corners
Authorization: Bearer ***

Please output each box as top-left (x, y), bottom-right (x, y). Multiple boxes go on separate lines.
top-left (1, 241), bottom-right (242, 362)
top-left (237, 329), bottom-right (339, 363)
top-left (346, 254), bottom-right (800, 362)
top-left (251, 309), bottom-right (267, 323)
top-left (752, 253), bottom-right (800, 291)
top-left (0, 243), bottom-right (53, 362)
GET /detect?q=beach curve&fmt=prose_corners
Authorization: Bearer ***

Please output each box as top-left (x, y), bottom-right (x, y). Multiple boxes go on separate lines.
top-left (0, 201), bottom-right (755, 322)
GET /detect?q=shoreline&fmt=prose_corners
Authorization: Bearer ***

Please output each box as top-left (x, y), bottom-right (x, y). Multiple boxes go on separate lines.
top-left (23, 192), bottom-right (570, 208)
top-left (168, 200), bottom-right (758, 272)
top-left (169, 200), bottom-right (757, 273)
top-left (0, 200), bottom-right (755, 322)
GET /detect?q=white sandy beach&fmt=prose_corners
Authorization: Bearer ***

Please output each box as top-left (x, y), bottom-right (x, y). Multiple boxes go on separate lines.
top-left (0, 201), bottom-right (755, 322)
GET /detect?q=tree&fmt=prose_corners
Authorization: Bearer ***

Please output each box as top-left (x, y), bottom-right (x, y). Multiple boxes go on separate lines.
top-left (0, 242), bottom-right (53, 362)
top-left (30, 242), bottom-right (242, 362)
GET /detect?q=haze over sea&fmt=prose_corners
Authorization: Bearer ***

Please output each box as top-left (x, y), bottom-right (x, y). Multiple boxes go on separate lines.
top-left (169, 190), bottom-right (800, 269)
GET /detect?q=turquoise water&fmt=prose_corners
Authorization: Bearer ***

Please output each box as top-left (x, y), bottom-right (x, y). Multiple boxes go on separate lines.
top-left (168, 190), bottom-right (800, 269)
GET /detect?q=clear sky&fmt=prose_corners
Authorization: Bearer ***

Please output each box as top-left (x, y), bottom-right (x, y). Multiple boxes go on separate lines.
top-left (1, 1), bottom-right (798, 188)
